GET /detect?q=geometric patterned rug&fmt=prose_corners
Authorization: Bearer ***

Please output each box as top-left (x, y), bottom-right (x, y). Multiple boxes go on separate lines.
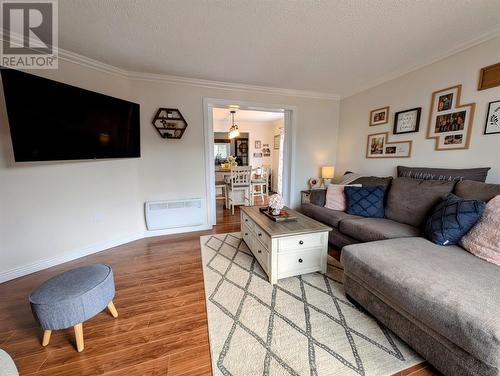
top-left (200, 233), bottom-right (422, 376)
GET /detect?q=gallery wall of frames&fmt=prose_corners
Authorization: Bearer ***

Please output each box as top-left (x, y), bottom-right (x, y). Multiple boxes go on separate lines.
top-left (365, 62), bottom-right (500, 159)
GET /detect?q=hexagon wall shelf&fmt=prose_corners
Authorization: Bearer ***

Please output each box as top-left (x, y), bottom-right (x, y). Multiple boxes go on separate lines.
top-left (152, 108), bottom-right (188, 139)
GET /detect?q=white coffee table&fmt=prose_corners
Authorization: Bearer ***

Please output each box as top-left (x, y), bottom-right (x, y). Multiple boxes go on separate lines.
top-left (240, 206), bottom-right (332, 284)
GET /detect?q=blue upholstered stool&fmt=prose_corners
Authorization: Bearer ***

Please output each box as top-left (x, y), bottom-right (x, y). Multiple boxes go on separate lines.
top-left (29, 264), bottom-right (118, 352)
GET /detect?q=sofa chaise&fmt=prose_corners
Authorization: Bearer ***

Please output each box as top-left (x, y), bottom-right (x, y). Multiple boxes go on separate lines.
top-left (301, 176), bottom-right (500, 376)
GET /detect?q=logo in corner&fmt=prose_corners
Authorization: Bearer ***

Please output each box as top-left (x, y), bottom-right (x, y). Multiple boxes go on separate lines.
top-left (1, 0), bottom-right (58, 69)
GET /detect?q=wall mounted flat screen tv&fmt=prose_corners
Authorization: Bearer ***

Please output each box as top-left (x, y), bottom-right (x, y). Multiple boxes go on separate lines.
top-left (1, 68), bottom-right (140, 162)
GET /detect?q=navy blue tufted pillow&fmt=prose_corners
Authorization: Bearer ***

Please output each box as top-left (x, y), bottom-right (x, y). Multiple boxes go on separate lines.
top-left (344, 186), bottom-right (385, 218)
top-left (424, 193), bottom-right (485, 246)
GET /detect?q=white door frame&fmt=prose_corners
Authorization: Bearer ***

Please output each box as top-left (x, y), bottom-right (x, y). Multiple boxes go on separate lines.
top-left (203, 97), bottom-right (297, 226)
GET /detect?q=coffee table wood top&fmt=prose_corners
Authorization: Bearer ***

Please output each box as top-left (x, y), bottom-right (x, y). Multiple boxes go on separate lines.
top-left (241, 206), bottom-right (332, 238)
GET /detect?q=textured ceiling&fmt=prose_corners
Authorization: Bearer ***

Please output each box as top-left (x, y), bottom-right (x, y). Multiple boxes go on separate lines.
top-left (59, 0), bottom-right (500, 97)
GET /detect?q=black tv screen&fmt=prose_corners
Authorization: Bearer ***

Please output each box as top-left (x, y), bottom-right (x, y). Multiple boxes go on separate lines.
top-left (1, 68), bottom-right (140, 162)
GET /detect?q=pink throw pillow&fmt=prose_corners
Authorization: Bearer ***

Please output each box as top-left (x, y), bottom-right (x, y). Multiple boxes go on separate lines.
top-left (325, 184), bottom-right (361, 211)
top-left (461, 195), bottom-right (500, 266)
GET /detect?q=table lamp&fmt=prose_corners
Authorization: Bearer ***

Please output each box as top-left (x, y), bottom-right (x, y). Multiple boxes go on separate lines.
top-left (321, 166), bottom-right (335, 187)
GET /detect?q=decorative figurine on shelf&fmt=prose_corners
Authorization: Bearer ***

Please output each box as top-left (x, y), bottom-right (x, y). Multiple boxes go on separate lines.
top-left (227, 155), bottom-right (238, 167)
top-left (268, 194), bottom-right (285, 216)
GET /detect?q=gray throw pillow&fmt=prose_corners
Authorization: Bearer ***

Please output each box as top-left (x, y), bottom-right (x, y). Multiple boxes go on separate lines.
top-left (309, 189), bottom-right (326, 207)
top-left (454, 180), bottom-right (500, 202)
top-left (397, 166), bottom-right (490, 182)
top-left (350, 176), bottom-right (393, 191)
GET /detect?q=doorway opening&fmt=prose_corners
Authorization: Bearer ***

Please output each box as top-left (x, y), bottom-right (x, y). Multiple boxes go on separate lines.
top-left (203, 99), bottom-right (296, 226)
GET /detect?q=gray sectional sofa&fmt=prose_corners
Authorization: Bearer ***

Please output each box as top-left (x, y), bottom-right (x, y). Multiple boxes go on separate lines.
top-left (301, 177), bottom-right (500, 376)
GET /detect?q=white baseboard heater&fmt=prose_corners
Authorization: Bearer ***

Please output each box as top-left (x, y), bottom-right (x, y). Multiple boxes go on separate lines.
top-left (145, 198), bottom-right (204, 231)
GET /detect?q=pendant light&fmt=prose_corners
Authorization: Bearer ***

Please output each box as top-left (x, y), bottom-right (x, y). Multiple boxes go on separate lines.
top-left (228, 110), bottom-right (240, 139)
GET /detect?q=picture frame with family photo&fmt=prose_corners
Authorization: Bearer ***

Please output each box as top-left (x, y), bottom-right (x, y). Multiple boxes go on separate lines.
top-left (366, 132), bottom-right (412, 158)
top-left (427, 85), bottom-right (475, 150)
top-left (369, 106), bottom-right (390, 126)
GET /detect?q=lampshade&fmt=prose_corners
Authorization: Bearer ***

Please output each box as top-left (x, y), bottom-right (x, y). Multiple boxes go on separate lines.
top-left (321, 166), bottom-right (335, 179)
top-left (228, 127), bottom-right (240, 139)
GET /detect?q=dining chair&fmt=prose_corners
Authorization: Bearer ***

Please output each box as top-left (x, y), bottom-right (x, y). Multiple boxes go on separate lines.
top-left (226, 166), bottom-right (252, 215)
top-left (215, 180), bottom-right (227, 208)
top-left (251, 166), bottom-right (269, 205)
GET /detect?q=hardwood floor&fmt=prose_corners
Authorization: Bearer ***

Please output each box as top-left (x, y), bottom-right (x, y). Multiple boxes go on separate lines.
top-left (0, 200), bottom-right (438, 375)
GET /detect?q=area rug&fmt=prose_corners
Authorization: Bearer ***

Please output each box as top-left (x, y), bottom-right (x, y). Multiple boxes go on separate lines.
top-left (200, 233), bottom-right (422, 376)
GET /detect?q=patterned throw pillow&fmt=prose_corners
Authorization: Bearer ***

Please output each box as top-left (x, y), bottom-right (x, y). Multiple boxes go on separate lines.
top-left (461, 195), bottom-right (500, 266)
top-left (424, 193), bottom-right (486, 246)
top-left (324, 184), bottom-right (361, 211)
top-left (344, 186), bottom-right (385, 218)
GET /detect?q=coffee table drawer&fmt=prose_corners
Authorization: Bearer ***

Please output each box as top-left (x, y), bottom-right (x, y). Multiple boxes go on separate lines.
top-left (278, 233), bottom-right (323, 252)
top-left (278, 248), bottom-right (322, 275)
top-left (253, 241), bottom-right (269, 273)
top-left (253, 224), bottom-right (271, 250)
top-left (241, 212), bottom-right (255, 230)
top-left (241, 225), bottom-right (253, 249)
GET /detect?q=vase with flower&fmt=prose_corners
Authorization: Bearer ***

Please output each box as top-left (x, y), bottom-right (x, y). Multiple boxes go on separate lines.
top-left (268, 194), bottom-right (285, 216)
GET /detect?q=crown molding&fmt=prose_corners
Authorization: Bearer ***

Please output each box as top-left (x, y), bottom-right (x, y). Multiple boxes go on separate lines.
top-left (6, 27), bottom-right (500, 101)
top-left (58, 48), bottom-right (340, 100)
top-left (126, 70), bottom-right (341, 100)
top-left (342, 27), bottom-right (500, 99)
top-left (58, 49), bottom-right (129, 78)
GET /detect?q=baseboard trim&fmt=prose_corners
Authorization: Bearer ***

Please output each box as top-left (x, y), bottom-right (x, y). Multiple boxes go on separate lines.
top-left (0, 224), bottom-right (212, 284)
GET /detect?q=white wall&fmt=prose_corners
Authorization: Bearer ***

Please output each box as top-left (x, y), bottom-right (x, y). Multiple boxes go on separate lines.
top-left (271, 118), bottom-right (284, 192)
top-left (337, 36), bottom-right (500, 183)
top-left (0, 63), bottom-right (144, 282)
top-left (0, 59), bottom-right (340, 281)
top-left (213, 118), bottom-right (280, 169)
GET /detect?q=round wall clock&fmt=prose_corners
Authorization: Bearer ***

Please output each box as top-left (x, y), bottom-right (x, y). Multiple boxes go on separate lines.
top-left (238, 142), bottom-right (248, 153)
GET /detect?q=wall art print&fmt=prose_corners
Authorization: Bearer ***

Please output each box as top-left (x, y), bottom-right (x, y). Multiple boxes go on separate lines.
top-left (393, 107), bottom-right (421, 134)
top-left (366, 132), bottom-right (412, 158)
top-left (484, 100), bottom-right (500, 135)
top-left (427, 85), bottom-right (475, 150)
top-left (369, 106), bottom-right (389, 126)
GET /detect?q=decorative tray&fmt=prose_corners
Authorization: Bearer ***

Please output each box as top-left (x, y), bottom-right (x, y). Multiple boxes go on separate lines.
top-left (259, 207), bottom-right (297, 222)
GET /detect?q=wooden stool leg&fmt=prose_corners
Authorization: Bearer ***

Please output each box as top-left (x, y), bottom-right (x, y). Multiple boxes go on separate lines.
top-left (107, 301), bottom-right (118, 318)
top-left (42, 330), bottom-right (51, 346)
top-left (74, 323), bottom-right (84, 352)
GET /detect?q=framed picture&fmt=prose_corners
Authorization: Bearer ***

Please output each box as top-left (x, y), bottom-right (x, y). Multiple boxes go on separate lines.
top-left (427, 85), bottom-right (475, 150)
top-left (274, 135), bottom-right (280, 149)
top-left (484, 100), bottom-right (500, 135)
top-left (254, 140), bottom-right (261, 149)
top-left (369, 106), bottom-right (389, 126)
top-left (262, 147), bottom-right (271, 157)
top-left (253, 152), bottom-right (262, 158)
top-left (366, 132), bottom-right (412, 158)
top-left (393, 108), bottom-right (421, 134)
top-left (263, 143), bottom-right (269, 147)
top-left (478, 62), bottom-right (500, 91)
